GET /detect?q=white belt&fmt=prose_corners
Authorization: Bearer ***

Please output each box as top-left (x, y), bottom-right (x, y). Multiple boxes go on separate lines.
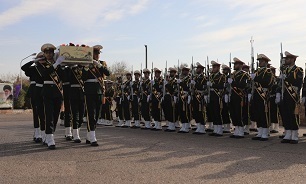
top-left (85, 79), bottom-right (98, 83)
top-left (30, 81), bottom-right (36, 84)
top-left (71, 84), bottom-right (81, 88)
top-left (44, 81), bottom-right (54, 84)
top-left (63, 82), bottom-right (70, 85)
top-left (36, 84), bottom-right (43, 87)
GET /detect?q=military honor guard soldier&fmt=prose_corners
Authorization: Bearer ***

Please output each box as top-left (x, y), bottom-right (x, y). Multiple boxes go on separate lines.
top-left (120, 72), bottom-right (133, 128)
top-left (140, 69), bottom-right (152, 129)
top-left (221, 64), bottom-right (232, 134)
top-left (277, 51), bottom-right (303, 144)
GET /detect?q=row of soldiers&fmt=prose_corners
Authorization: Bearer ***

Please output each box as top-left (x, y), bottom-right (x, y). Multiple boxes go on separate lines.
top-left (110, 51), bottom-right (304, 144)
top-left (21, 43), bottom-right (110, 149)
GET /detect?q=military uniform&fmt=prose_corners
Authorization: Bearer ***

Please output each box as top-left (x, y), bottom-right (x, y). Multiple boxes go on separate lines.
top-left (242, 65), bottom-right (252, 135)
top-left (163, 68), bottom-right (178, 132)
top-left (68, 65), bottom-right (85, 143)
top-left (131, 71), bottom-right (141, 128)
top-left (61, 66), bottom-right (73, 140)
top-left (115, 77), bottom-right (125, 127)
top-left (221, 64), bottom-right (232, 133)
top-left (36, 43), bottom-right (64, 149)
top-left (177, 67), bottom-right (191, 133)
top-left (101, 81), bottom-right (115, 126)
top-left (278, 51), bottom-right (303, 144)
top-left (251, 54), bottom-right (274, 141)
top-left (140, 69), bottom-right (152, 129)
top-left (191, 63), bottom-right (207, 134)
top-left (208, 61), bottom-right (226, 136)
top-left (121, 77), bottom-right (132, 128)
top-left (151, 68), bottom-right (164, 130)
top-left (269, 67), bottom-right (280, 133)
top-left (21, 55), bottom-right (43, 143)
top-left (229, 58), bottom-right (249, 138)
top-left (82, 45), bottom-right (110, 146)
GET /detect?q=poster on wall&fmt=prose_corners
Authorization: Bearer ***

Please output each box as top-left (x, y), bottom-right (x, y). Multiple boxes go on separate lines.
top-left (0, 83), bottom-right (13, 109)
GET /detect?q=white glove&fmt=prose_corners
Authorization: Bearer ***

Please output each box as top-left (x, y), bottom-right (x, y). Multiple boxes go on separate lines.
top-left (279, 74), bottom-right (286, 79)
top-left (248, 94), bottom-right (252, 102)
top-left (177, 79), bottom-right (181, 83)
top-left (302, 97), bottom-right (306, 104)
top-left (93, 60), bottom-right (102, 68)
top-left (187, 95), bottom-right (191, 104)
top-left (227, 78), bottom-right (233, 84)
top-left (164, 80), bottom-right (168, 85)
top-left (33, 57), bottom-right (45, 63)
top-left (127, 95), bottom-right (130, 101)
top-left (275, 93), bottom-right (281, 104)
top-left (204, 95), bottom-right (208, 103)
top-left (206, 81), bottom-right (212, 87)
top-left (190, 80), bottom-right (196, 85)
top-left (150, 80), bottom-right (154, 85)
top-left (140, 81), bottom-right (143, 86)
top-left (138, 98), bottom-right (140, 103)
top-left (250, 73), bottom-right (256, 80)
top-left (161, 97), bottom-right (164, 102)
top-left (173, 96), bottom-right (177, 103)
top-left (119, 98), bottom-right (122, 104)
top-left (121, 85), bottom-right (124, 89)
top-left (224, 94), bottom-right (229, 103)
top-left (53, 56), bottom-right (65, 68)
top-left (147, 95), bottom-right (150, 102)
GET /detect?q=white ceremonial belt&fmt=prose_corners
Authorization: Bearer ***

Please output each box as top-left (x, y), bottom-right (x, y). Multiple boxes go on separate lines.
top-left (63, 82), bottom-right (70, 86)
top-left (85, 79), bottom-right (98, 83)
top-left (71, 84), bottom-right (81, 88)
top-left (44, 81), bottom-right (54, 84)
top-left (30, 81), bottom-right (36, 84)
top-left (36, 84), bottom-right (43, 87)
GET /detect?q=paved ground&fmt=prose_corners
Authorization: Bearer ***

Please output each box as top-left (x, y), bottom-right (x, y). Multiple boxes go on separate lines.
top-left (1, 114), bottom-right (306, 184)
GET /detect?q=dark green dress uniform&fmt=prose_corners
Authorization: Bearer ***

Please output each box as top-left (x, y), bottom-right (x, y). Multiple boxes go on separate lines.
top-left (101, 84), bottom-right (114, 125)
top-left (68, 65), bottom-right (85, 143)
top-left (178, 74), bottom-right (191, 133)
top-left (222, 72), bottom-right (232, 133)
top-left (131, 79), bottom-right (141, 128)
top-left (82, 61), bottom-right (110, 145)
top-left (61, 66), bottom-right (72, 140)
top-left (208, 72), bottom-right (226, 136)
top-left (269, 77), bottom-right (280, 133)
top-left (21, 60), bottom-right (42, 142)
top-left (251, 66), bottom-right (274, 140)
top-left (36, 60), bottom-right (63, 148)
top-left (140, 77), bottom-right (151, 129)
top-left (229, 70), bottom-right (249, 138)
top-left (279, 63), bottom-right (303, 143)
top-left (192, 73), bottom-right (208, 134)
top-left (242, 74), bottom-right (252, 134)
top-left (163, 76), bottom-right (178, 132)
top-left (151, 76), bottom-right (163, 130)
top-left (121, 79), bottom-right (132, 127)
top-left (115, 80), bottom-right (124, 126)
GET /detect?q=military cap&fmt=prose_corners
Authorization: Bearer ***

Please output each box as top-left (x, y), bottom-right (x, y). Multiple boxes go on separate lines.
top-left (232, 57), bottom-right (244, 64)
top-left (211, 60), bottom-right (221, 66)
top-left (195, 62), bottom-right (205, 69)
top-left (134, 70), bottom-right (141, 75)
top-left (154, 68), bottom-right (161, 72)
top-left (222, 64), bottom-right (230, 70)
top-left (168, 67), bottom-right (177, 72)
top-left (41, 43), bottom-right (56, 52)
top-left (257, 54), bottom-right (271, 62)
top-left (143, 68), bottom-right (151, 73)
top-left (284, 51), bottom-right (298, 58)
top-left (93, 45), bottom-right (103, 50)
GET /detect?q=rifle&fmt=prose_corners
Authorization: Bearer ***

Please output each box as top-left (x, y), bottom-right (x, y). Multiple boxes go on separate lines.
top-left (207, 56), bottom-right (210, 103)
top-left (228, 53), bottom-right (232, 102)
top-left (250, 38), bottom-right (255, 99)
top-left (150, 62), bottom-right (154, 100)
top-left (163, 61), bottom-right (167, 99)
top-left (140, 63), bottom-right (143, 100)
top-left (280, 43), bottom-right (285, 101)
top-left (177, 59), bottom-right (180, 100)
top-left (131, 66), bottom-right (134, 101)
top-left (190, 57), bottom-right (194, 100)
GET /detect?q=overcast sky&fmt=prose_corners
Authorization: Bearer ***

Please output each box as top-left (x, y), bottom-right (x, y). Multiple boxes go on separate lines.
top-left (1, 0), bottom-right (306, 75)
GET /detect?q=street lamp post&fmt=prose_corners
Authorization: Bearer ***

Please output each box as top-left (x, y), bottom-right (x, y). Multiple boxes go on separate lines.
top-left (20, 53), bottom-right (36, 90)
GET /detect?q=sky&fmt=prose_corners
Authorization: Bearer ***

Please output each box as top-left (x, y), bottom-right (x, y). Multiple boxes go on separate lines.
top-left (1, 0), bottom-right (306, 77)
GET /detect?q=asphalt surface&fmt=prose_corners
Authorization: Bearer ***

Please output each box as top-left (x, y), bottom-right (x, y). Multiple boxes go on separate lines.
top-left (1, 114), bottom-right (306, 184)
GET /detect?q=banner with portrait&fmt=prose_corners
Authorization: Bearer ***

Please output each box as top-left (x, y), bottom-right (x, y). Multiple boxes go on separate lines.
top-left (59, 45), bottom-right (93, 64)
top-left (0, 83), bottom-right (13, 109)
